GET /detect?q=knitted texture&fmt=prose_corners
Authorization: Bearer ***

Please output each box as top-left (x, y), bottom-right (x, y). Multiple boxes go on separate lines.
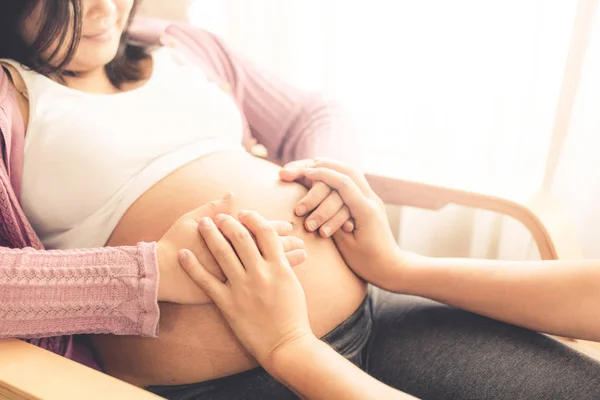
top-left (0, 244), bottom-right (159, 338)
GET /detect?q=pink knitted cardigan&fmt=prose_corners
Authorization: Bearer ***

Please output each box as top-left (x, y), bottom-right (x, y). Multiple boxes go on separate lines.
top-left (0, 17), bottom-right (358, 368)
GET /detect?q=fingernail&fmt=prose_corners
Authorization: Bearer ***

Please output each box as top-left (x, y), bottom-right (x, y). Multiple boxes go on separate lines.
top-left (306, 220), bottom-right (317, 232)
top-left (322, 226), bottom-right (332, 237)
top-left (215, 214), bottom-right (227, 222)
top-left (223, 192), bottom-right (234, 201)
top-left (199, 217), bottom-right (212, 227)
top-left (179, 250), bottom-right (188, 263)
top-left (296, 205), bottom-right (307, 216)
top-left (238, 210), bottom-right (249, 217)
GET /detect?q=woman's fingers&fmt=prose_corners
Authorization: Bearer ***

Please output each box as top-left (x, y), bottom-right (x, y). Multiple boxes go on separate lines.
top-left (342, 219), bottom-right (355, 233)
top-left (187, 229), bottom-right (227, 282)
top-left (279, 160), bottom-right (317, 187)
top-left (303, 168), bottom-right (371, 220)
top-left (284, 249), bottom-right (307, 267)
top-left (279, 167), bottom-right (303, 182)
top-left (198, 217), bottom-right (246, 282)
top-left (179, 249), bottom-right (227, 305)
top-left (239, 211), bottom-right (285, 261)
top-left (319, 205), bottom-right (351, 238)
top-left (282, 159), bottom-right (317, 171)
top-left (280, 160), bottom-right (317, 180)
top-left (214, 214), bottom-right (263, 268)
top-left (269, 220), bottom-right (294, 236)
top-left (304, 191), bottom-right (344, 234)
top-left (312, 159), bottom-right (372, 195)
top-left (186, 193), bottom-right (237, 222)
top-left (281, 236), bottom-right (306, 267)
top-left (223, 217), bottom-right (304, 267)
top-left (295, 182), bottom-right (331, 217)
top-left (281, 236), bottom-right (305, 253)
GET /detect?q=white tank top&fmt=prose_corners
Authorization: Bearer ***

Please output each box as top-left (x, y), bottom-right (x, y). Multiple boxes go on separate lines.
top-left (0, 47), bottom-right (244, 249)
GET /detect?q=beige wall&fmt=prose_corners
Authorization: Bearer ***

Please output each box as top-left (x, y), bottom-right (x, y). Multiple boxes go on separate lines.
top-left (138, 0), bottom-right (192, 21)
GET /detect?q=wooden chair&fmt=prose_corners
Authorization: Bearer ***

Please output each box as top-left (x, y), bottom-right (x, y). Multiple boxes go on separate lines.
top-left (0, 173), bottom-right (587, 399)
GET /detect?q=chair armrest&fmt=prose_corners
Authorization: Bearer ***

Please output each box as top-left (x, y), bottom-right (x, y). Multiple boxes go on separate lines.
top-left (0, 339), bottom-right (162, 400)
top-left (365, 173), bottom-right (582, 260)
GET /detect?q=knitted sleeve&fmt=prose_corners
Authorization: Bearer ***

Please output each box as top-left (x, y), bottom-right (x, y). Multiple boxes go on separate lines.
top-left (0, 242), bottom-right (160, 339)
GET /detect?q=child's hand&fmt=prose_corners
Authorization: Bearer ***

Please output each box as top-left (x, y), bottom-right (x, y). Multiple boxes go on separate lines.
top-left (179, 211), bottom-right (314, 370)
top-left (283, 159), bottom-right (407, 291)
top-left (280, 160), bottom-right (354, 237)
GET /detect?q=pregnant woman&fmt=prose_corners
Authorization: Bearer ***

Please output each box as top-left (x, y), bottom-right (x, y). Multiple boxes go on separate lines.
top-left (1, 1), bottom-right (599, 399)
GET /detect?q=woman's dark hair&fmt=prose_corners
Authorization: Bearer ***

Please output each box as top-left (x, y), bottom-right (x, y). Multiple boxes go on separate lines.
top-left (0, 0), bottom-right (149, 88)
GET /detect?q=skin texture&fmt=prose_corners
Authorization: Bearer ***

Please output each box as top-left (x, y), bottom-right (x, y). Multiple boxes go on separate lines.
top-left (282, 159), bottom-right (600, 342)
top-left (93, 153), bottom-right (366, 385)
top-left (156, 194), bottom-right (306, 304)
top-left (180, 211), bottom-right (415, 400)
top-left (280, 160), bottom-right (404, 292)
top-left (282, 160), bottom-right (354, 238)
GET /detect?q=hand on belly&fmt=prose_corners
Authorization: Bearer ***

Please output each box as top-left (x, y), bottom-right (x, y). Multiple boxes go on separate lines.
top-left (93, 152), bottom-right (367, 386)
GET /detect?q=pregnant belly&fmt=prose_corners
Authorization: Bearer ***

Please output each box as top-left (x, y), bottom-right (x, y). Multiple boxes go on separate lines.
top-left (91, 151), bottom-right (367, 386)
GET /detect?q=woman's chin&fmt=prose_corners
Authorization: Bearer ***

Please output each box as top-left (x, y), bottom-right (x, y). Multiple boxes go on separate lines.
top-left (77, 44), bottom-right (122, 69)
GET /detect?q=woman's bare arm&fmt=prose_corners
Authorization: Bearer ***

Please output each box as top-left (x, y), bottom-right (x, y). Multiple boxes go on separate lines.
top-left (270, 335), bottom-right (417, 400)
top-left (282, 159), bottom-right (600, 343)
top-left (180, 211), bottom-right (417, 400)
top-left (396, 254), bottom-right (600, 342)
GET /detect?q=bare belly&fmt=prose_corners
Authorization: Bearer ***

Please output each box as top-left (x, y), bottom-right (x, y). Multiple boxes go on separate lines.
top-left (91, 151), bottom-right (367, 386)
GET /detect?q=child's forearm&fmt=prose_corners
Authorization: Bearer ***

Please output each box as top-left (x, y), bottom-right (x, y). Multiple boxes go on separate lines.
top-left (269, 336), bottom-right (417, 400)
top-left (396, 252), bottom-right (600, 341)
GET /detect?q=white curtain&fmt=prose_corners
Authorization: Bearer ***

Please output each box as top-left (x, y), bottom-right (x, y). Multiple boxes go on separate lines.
top-left (144, 0), bottom-right (600, 260)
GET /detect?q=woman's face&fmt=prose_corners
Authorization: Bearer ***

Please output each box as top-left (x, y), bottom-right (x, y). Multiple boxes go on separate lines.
top-left (21, 0), bottom-right (135, 72)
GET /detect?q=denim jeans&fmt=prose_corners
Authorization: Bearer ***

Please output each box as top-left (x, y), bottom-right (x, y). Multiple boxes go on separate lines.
top-left (147, 286), bottom-right (600, 400)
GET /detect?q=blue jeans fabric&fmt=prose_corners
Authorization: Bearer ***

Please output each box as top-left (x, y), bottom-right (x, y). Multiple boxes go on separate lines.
top-left (147, 286), bottom-right (600, 399)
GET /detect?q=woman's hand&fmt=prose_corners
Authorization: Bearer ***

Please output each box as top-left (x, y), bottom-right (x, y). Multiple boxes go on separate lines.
top-left (283, 159), bottom-right (409, 291)
top-left (157, 194), bottom-right (306, 305)
top-left (280, 160), bottom-right (354, 238)
top-left (178, 210), bottom-right (314, 371)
